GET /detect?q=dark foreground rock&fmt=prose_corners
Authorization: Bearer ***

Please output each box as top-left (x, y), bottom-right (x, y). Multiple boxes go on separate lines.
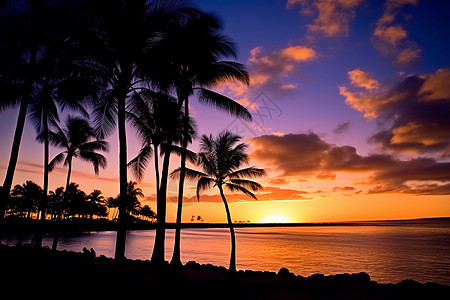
top-left (0, 245), bottom-right (448, 299)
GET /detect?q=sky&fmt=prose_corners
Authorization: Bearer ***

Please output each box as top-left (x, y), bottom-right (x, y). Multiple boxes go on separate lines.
top-left (1, 0), bottom-right (450, 223)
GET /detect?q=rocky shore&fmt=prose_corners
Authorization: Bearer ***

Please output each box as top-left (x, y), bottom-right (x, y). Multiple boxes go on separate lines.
top-left (1, 244), bottom-right (448, 299)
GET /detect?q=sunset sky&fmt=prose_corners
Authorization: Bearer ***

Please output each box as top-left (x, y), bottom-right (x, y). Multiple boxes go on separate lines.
top-left (1, 0), bottom-right (450, 223)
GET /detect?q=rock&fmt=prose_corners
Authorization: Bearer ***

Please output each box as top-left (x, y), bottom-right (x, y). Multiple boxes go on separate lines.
top-left (309, 273), bottom-right (325, 282)
top-left (278, 267), bottom-right (290, 277)
top-left (184, 261), bottom-right (200, 270)
top-left (351, 272), bottom-right (371, 283)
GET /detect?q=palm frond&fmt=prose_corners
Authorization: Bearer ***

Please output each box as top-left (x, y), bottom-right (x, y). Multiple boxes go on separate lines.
top-left (227, 178), bottom-right (263, 192)
top-left (198, 61), bottom-right (250, 86)
top-left (170, 167), bottom-right (208, 181)
top-left (79, 151), bottom-right (107, 174)
top-left (48, 152), bottom-right (66, 172)
top-left (92, 89), bottom-right (118, 139)
top-left (224, 182), bottom-right (258, 200)
top-left (78, 140), bottom-right (110, 152)
top-left (226, 167), bottom-right (267, 179)
top-left (196, 176), bottom-right (215, 201)
top-left (169, 144), bottom-right (198, 164)
top-left (197, 88), bottom-right (252, 121)
top-left (127, 145), bottom-right (153, 182)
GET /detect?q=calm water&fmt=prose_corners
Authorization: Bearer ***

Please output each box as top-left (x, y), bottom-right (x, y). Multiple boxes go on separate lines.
top-left (4, 219), bottom-right (450, 286)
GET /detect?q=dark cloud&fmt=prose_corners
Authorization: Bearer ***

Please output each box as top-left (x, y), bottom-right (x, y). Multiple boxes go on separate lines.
top-left (249, 132), bottom-right (450, 195)
top-left (333, 121), bottom-right (351, 134)
top-left (341, 68), bottom-right (450, 157)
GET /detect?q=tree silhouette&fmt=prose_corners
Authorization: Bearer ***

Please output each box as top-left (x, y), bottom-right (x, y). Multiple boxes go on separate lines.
top-left (126, 89), bottom-right (196, 263)
top-left (48, 116), bottom-right (109, 191)
top-left (9, 181), bottom-right (43, 219)
top-left (78, 0), bottom-right (195, 260)
top-left (0, 0), bottom-right (101, 221)
top-left (152, 11), bottom-right (251, 266)
top-left (172, 131), bottom-right (266, 272)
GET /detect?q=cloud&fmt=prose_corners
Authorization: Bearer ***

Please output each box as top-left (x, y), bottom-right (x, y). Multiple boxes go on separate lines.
top-left (145, 186), bottom-right (310, 203)
top-left (372, 0), bottom-right (421, 67)
top-left (249, 132), bottom-right (450, 195)
top-left (333, 121), bottom-right (351, 134)
top-left (248, 45), bottom-right (317, 87)
top-left (348, 69), bottom-right (380, 91)
top-left (216, 44), bottom-right (318, 115)
top-left (287, 0), bottom-right (364, 38)
top-left (340, 68), bottom-right (450, 156)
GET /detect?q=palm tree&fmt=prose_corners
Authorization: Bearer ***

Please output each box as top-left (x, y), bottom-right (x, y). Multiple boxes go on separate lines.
top-left (126, 90), bottom-right (196, 263)
top-left (48, 116), bottom-right (109, 192)
top-left (172, 131), bottom-right (266, 272)
top-left (0, 0), bottom-right (100, 221)
top-left (139, 205), bottom-right (156, 222)
top-left (10, 181), bottom-right (43, 219)
top-left (124, 181), bottom-right (144, 217)
top-left (0, 0), bottom-right (56, 220)
top-left (152, 12), bottom-right (251, 266)
top-left (86, 189), bottom-right (106, 219)
top-left (78, 0), bottom-right (195, 260)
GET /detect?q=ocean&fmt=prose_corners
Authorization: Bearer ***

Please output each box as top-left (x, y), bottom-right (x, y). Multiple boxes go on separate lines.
top-left (3, 218), bottom-right (450, 286)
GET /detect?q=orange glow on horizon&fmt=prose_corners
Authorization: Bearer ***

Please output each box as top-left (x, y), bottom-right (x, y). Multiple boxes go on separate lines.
top-left (260, 215), bottom-right (292, 223)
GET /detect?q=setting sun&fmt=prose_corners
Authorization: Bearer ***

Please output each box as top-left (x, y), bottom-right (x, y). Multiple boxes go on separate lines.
top-left (261, 215), bottom-right (292, 224)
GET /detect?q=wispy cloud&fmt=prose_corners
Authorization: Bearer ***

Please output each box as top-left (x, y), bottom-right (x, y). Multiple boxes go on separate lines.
top-left (217, 44), bottom-right (318, 112)
top-left (372, 0), bottom-right (422, 67)
top-left (286, 0), bottom-right (364, 38)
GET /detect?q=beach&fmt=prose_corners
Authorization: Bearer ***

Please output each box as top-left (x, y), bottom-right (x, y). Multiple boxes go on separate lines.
top-left (1, 244), bottom-right (449, 300)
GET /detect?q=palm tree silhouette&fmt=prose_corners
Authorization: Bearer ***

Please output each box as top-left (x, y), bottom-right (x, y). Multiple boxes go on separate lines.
top-left (0, 1), bottom-right (101, 221)
top-left (172, 131), bottom-right (266, 272)
top-left (153, 11), bottom-right (251, 266)
top-left (127, 90), bottom-right (196, 263)
top-left (48, 116), bottom-right (109, 192)
top-left (79, 0), bottom-right (195, 260)
top-left (10, 181), bottom-right (43, 219)
top-left (124, 181), bottom-right (144, 216)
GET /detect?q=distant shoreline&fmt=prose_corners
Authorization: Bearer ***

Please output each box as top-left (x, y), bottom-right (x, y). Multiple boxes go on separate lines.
top-left (2, 216), bottom-right (448, 234)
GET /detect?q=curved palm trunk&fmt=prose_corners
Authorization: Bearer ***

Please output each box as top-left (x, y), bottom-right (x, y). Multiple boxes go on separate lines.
top-left (171, 97), bottom-right (189, 266)
top-left (0, 46), bottom-right (37, 223)
top-left (151, 147), bottom-right (171, 263)
top-left (218, 184), bottom-right (236, 272)
top-left (0, 98), bottom-right (29, 222)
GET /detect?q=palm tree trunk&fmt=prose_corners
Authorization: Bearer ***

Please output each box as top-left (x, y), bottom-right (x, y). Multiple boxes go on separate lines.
top-left (35, 109), bottom-right (49, 248)
top-left (0, 44), bottom-right (37, 223)
top-left (41, 112), bottom-right (49, 221)
top-left (151, 146), bottom-right (171, 263)
top-left (154, 144), bottom-right (160, 193)
top-left (115, 90), bottom-right (128, 260)
top-left (65, 157), bottom-right (72, 191)
top-left (171, 97), bottom-right (189, 267)
top-left (218, 184), bottom-right (236, 272)
top-left (0, 98), bottom-right (28, 221)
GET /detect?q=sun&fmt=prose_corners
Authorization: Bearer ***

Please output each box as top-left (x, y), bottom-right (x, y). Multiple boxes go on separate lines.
top-left (261, 215), bottom-right (292, 223)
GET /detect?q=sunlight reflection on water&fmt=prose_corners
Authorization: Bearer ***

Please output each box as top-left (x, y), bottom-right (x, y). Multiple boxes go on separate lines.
top-left (4, 221), bottom-right (450, 285)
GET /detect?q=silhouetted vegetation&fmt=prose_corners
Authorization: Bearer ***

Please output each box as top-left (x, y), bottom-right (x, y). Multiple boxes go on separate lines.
top-left (1, 0), bottom-right (256, 270)
top-left (171, 131), bottom-right (266, 271)
top-left (5, 180), bottom-right (155, 223)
